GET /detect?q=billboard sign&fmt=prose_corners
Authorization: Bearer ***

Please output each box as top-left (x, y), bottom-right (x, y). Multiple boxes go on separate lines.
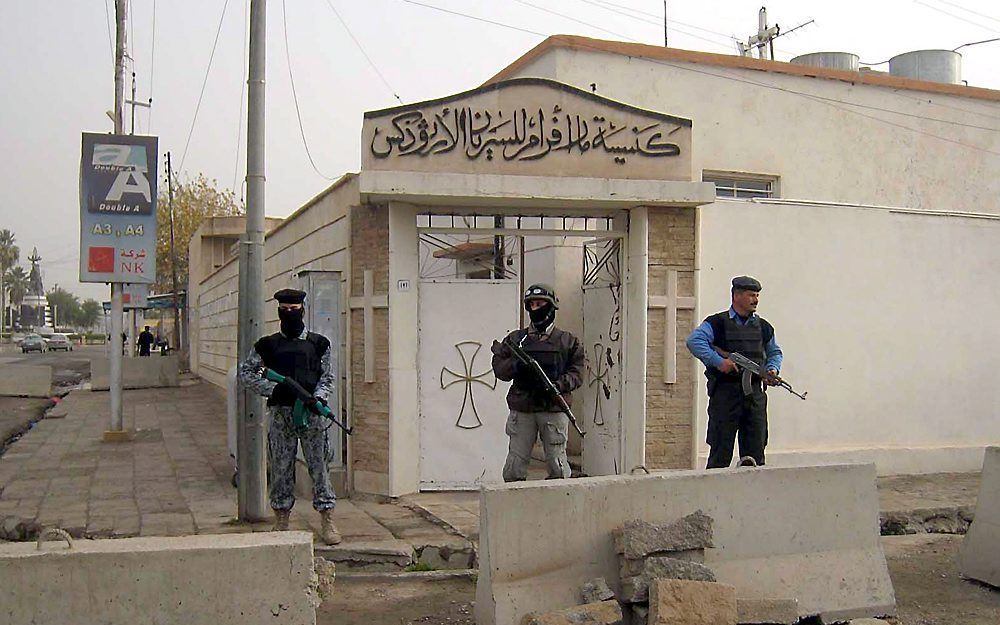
top-left (79, 133), bottom-right (158, 284)
top-left (122, 283), bottom-right (149, 309)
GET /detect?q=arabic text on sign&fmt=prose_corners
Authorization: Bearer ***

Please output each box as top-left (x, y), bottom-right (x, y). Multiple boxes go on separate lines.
top-left (370, 104), bottom-right (682, 164)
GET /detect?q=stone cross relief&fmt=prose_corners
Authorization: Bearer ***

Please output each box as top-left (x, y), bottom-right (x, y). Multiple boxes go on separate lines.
top-left (348, 269), bottom-right (389, 383)
top-left (647, 270), bottom-right (696, 384)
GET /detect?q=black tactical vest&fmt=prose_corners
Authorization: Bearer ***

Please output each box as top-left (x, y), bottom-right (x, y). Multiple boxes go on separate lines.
top-left (513, 330), bottom-right (565, 392)
top-left (254, 331), bottom-right (330, 406)
top-left (704, 311), bottom-right (773, 384)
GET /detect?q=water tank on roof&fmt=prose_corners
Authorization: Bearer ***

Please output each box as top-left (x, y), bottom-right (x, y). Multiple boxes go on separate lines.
top-left (790, 52), bottom-right (859, 72)
top-left (888, 50), bottom-right (961, 84)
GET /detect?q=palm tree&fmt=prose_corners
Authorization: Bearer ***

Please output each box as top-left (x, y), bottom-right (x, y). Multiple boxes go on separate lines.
top-left (6, 266), bottom-right (29, 330)
top-left (0, 229), bottom-right (19, 339)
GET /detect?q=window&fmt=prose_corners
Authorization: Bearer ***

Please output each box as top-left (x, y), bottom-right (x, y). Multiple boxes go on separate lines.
top-left (703, 172), bottom-right (778, 199)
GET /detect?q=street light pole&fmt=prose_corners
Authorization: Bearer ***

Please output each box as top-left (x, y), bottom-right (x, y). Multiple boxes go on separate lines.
top-left (237, 0), bottom-right (268, 521)
top-left (107, 0), bottom-right (127, 435)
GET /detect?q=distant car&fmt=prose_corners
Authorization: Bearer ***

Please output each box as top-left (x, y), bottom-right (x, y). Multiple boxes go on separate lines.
top-left (21, 334), bottom-right (46, 353)
top-left (46, 333), bottom-right (73, 352)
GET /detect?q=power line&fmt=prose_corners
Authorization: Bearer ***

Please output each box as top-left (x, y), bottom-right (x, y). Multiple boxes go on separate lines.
top-left (103, 0), bottom-right (114, 65)
top-left (179, 0), bottom-right (231, 173)
top-left (932, 0), bottom-right (1000, 25)
top-left (402, 0), bottom-right (548, 37)
top-left (322, 0), bottom-right (403, 104)
top-left (515, 0), bottom-right (637, 42)
top-left (148, 0), bottom-right (157, 131)
top-left (913, 0), bottom-right (1000, 34)
top-left (584, 0), bottom-right (737, 41)
top-left (282, 0), bottom-right (336, 180)
top-left (233, 0), bottom-right (249, 194)
top-left (576, 0), bottom-right (737, 51)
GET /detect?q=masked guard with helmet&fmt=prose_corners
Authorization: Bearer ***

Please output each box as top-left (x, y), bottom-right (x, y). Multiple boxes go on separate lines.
top-left (491, 283), bottom-right (586, 481)
top-left (237, 288), bottom-right (341, 544)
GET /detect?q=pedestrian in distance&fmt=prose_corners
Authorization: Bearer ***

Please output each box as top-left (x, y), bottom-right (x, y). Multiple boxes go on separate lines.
top-left (237, 288), bottom-right (341, 544)
top-left (686, 276), bottom-right (783, 469)
top-left (137, 325), bottom-right (155, 357)
top-left (491, 283), bottom-right (585, 482)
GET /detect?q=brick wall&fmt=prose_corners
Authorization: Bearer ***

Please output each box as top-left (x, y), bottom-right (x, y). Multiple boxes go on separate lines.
top-left (645, 207), bottom-right (697, 469)
top-left (349, 205), bottom-right (391, 481)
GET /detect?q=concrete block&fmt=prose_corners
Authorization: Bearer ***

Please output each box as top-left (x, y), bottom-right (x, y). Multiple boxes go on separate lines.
top-left (649, 579), bottom-right (737, 625)
top-left (0, 364), bottom-right (51, 397)
top-left (0, 531), bottom-right (317, 625)
top-left (620, 558), bottom-right (717, 603)
top-left (91, 355), bottom-right (180, 390)
top-left (520, 600), bottom-right (624, 625)
top-left (621, 550), bottom-right (703, 578)
top-left (958, 446), bottom-right (1000, 587)
top-left (474, 464), bottom-right (895, 625)
top-left (614, 511), bottom-right (713, 558)
top-left (736, 597), bottom-right (799, 624)
top-left (580, 577), bottom-right (616, 603)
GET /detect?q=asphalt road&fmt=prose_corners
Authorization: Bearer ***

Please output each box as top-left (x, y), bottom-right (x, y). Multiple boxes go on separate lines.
top-left (0, 344), bottom-right (103, 388)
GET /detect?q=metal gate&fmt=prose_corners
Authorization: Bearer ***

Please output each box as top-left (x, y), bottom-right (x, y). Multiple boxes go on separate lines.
top-left (581, 238), bottom-right (623, 476)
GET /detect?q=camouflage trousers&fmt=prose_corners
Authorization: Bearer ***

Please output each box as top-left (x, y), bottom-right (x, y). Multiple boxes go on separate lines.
top-left (268, 406), bottom-right (336, 512)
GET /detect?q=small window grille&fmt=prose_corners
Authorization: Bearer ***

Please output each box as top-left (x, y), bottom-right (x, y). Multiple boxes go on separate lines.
top-left (703, 173), bottom-right (777, 199)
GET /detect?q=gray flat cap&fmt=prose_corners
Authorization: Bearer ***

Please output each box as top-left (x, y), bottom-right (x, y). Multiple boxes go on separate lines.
top-left (731, 276), bottom-right (762, 291)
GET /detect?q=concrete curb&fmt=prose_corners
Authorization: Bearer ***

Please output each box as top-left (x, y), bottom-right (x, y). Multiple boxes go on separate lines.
top-left (337, 568), bottom-right (477, 582)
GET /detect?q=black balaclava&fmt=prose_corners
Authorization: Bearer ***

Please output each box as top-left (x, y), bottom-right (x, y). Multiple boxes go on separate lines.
top-left (527, 301), bottom-right (555, 332)
top-left (278, 307), bottom-right (305, 338)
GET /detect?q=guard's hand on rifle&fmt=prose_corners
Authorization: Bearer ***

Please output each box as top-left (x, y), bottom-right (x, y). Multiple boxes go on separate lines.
top-left (491, 339), bottom-right (512, 358)
top-left (717, 358), bottom-right (737, 374)
top-left (763, 370), bottom-right (781, 386)
top-left (306, 397), bottom-right (328, 415)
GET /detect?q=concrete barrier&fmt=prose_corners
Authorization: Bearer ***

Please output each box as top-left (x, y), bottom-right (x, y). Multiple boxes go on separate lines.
top-left (0, 531), bottom-right (317, 625)
top-left (475, 464), bottom-right (895, 625)
top-left (91, 354), bottom-right (179, 390)
top-left (958, 446), bottom-right (1000, 587)
top-left (0, 364), bottom-right (51, 397)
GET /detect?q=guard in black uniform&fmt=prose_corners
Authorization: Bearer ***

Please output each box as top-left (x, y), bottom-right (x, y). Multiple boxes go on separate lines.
top-left (686, 276), bottom-right (784, 469)
top-left (238, 288), bottom-right (341, 544)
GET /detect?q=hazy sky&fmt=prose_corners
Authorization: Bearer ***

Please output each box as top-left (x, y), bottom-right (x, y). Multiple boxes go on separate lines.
top-left (2, 0), bottom-right (998, 301)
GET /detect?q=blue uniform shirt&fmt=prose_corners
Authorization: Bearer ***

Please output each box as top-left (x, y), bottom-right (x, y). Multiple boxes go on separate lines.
top-left (686, 307), bottom-right (783, 373)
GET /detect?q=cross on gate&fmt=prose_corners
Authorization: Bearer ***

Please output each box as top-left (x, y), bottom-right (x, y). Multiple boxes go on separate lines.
top-left (440, 341), bottom-right (497, 429)
top-left (647, 270), bottom-right (696, 384)
top-left (588, 342), bottom-right (613, 427)
top-left (349, 269), bottom-right (389, 383)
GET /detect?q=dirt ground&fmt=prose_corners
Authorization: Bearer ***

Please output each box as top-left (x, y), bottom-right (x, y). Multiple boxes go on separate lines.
top-left (319, 534), bottom-right (1000, 625)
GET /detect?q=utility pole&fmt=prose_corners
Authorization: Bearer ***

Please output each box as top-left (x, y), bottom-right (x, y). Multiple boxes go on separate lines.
top-left (166, 152), bottom-right (181, 359)
top-left (237, 0), bottom-right (268, 521)
top-left (663, 1), bottom-right (668, 47)
top-left (737, 6), bottom-right (779, 60)
top-left (108, 0), bottom-right (127, 435)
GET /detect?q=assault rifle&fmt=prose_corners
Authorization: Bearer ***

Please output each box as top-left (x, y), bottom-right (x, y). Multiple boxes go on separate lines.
top-left (508, 334), bottom-right (586, 438)
top-left (713, 347), bottom-right (808, 400)
top-left (258, 367), bottom-right (354, 434)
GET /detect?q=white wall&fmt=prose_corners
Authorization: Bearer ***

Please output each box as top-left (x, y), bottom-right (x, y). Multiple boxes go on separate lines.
top-left (511, 47), bottom-right (1000, 215)
top-left (696, 199), bottom-right (1000, 473)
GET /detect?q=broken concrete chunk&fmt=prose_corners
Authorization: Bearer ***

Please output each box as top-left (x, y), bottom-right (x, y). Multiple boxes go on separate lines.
top-left (580, 577), bottom-right (616, 604)
top-left (620, 558), bottom-right (717, 603)
top-left (631, 604), bottom-right (649, 625)
top-left (736, 597), bottom-right (799, 624)
top-left (613, 511), bottom-right (713, 559)
top-left (620, 549), bottom-right (704, 578)
top-left (520, 600), bottom-right (624, 625)
top-left (648, 579), bottom-right (737, 625)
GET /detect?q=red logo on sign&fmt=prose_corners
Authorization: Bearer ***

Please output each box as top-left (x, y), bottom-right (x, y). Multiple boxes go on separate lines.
top-left (88, 246), bottom-right (115, 272)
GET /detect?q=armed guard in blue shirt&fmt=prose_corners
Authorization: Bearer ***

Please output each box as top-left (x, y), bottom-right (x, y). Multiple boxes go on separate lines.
top-left (686, 276), bottom-right (784, 469)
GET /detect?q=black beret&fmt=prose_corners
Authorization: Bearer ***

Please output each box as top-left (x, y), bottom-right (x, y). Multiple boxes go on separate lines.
top-left (731, 276), bottom-right (762, 292)
top-left (273, 288), bottom-right (306, 304)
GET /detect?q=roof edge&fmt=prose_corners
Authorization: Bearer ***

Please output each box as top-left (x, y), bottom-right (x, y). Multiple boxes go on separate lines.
top-left (484, 35), bottom-right (1000, 103)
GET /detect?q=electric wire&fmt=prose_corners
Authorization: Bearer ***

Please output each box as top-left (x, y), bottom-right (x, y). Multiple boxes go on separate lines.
top-left (514, 0), bottom-right (637, 42)
top-left (402, 0), bottom-right (548, 37)
top-left (932, 0), bottom-right (1000, 25)
top-left (583, 0), bottom-right (738, 41)
top-left (913, 0), bottom-right (1000, 33)
top-left (281, 0), bottom-right (336, 180)
top-left (322, 0), bottom-right (403, 104)
top-left (179, 0), bottom-right (231, 173)
top-left (233, 0), bottom-right (249, 194)
top-left (103, 0), bottom-right (114, 65)
top-left (576, 0), bottom-right (738, 51)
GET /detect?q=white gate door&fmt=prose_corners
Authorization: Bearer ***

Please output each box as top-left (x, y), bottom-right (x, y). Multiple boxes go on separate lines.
top-left (581, 238), bottom-right (624, 476)
top-left (418, 280), bottom-right (519, 489)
